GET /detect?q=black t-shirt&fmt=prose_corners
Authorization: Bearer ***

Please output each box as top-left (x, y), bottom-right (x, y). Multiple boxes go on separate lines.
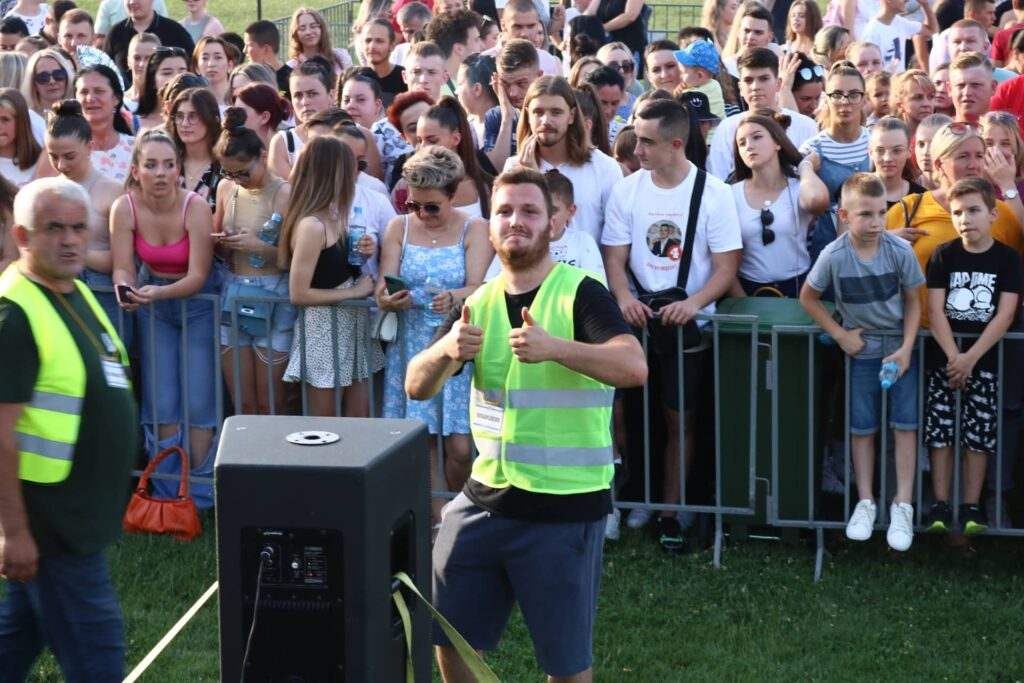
top-left (276, 64), bottom-right (293, 98)
top-left (374, 64), bottom-right (407, 106)
top-left (886, 181), bottom-right (926, 210)
top-left (435, 275), bottom-right (632, 522)
top-left (597, 0), bottom-right (646, 55)
top-left (925, 238), bottom-right (1023, 370)
top-left (105, 15), bottom-right (195, 85)
top-left (0, 283), bottom-right (138, 557)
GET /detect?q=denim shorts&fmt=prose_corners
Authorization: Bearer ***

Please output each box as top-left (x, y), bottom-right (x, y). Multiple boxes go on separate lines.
top-left (137, 269), bottom-right (220, 428)
top-left (219, 271), bottom-right (296, 353)
top-left (849, 355), bottom-right (919, 435)
top-left (432, 493), bottom-right (604, 677)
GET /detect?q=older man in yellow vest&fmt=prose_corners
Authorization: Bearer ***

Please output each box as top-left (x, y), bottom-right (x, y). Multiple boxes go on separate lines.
top-left (406, 167), bottom-right (647, 683)
top-left (0, 177), bottom-right (136, 681)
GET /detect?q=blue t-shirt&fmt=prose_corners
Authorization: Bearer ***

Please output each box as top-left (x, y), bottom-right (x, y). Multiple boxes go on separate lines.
top-left (483, 107), bottom-right (519, 155)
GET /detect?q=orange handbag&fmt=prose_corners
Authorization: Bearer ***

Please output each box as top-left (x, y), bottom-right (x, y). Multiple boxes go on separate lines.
top-left (123, 446), bottom-right (203, 541)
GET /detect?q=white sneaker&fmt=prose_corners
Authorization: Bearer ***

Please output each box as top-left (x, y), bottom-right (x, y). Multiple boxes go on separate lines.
top-left (887, 502), bottom-right (914, 551)
top-left (604, 508), bottom-right (621, 541)
top-left (625, 507), bottom-right (653, 529)
top-left (846, 499), bottom-right (877, 541)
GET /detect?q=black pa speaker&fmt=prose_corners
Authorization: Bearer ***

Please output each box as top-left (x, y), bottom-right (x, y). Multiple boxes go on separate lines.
top-left (215, 415), bottom-right (431, 682)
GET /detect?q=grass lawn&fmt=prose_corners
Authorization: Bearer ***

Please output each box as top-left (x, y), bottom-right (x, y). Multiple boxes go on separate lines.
top-left (10, 513), bottom-right (1024, 681)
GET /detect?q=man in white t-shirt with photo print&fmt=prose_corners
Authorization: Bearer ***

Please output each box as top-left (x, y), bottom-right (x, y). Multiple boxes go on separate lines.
top-left (602, 98), bottom-right (741, 555)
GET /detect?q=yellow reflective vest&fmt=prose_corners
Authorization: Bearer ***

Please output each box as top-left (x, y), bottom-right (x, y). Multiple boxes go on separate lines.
top-left (466, 262), bottom-right (614, 495)
top-left (0, 266), bottom-right (129, 483)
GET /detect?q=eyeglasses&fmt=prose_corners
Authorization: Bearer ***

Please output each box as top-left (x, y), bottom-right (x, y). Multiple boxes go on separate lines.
top-left (607, 60), bottom-right (635, 74)
top-left (797, 65), bottom-right (825, 81)
top-left (946, 121), bottom-right (980, 135)
top-left (219, 161), bottom-right (255, 181)
top-left (154, 46), bottom-right (188, 58)
top-left (173, 111), bottom-right (201, 124)
top-left (826, 90), bottom-right (864, 103)
top-left (405, 200), bottom-right (442, 216)
top-left (760, 204), bottom-right (775, 245)
top-left (34, 68), bottom-right (68, 85)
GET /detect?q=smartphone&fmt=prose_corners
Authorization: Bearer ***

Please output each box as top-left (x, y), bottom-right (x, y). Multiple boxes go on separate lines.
top-left (384, 275), bottom-right (408, 295)
top-left (115, 284), bottom-right (134, 305)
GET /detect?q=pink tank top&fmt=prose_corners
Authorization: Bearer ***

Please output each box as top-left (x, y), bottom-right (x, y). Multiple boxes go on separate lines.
top-left (129, 191), bottom-right (196, 275)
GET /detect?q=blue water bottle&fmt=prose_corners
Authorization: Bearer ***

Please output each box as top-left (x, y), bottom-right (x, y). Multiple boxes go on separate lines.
top-left (249, 212), bottom-right (282, 268)
top-left (347, 206), bottom-right (367, 267)
top-left (879, 361), bottom-right (900, 390)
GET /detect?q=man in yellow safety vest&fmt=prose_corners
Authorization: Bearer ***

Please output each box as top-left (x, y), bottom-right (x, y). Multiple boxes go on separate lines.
top-left (0, 177), bottom-right (136, 681)
top-left (406, 167), bottom-right (647, 682)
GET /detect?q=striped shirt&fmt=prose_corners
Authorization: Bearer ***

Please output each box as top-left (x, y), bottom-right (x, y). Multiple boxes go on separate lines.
top-left (799, 129), bottom-right (871, 168)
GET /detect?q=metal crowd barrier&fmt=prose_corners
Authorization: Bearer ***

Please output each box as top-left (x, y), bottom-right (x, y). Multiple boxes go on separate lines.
top-left (769, 326), bottom-right (1024, 581)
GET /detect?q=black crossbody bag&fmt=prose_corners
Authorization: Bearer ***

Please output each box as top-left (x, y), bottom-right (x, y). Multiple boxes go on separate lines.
top-left (631, 168), bottom-right (706, 351)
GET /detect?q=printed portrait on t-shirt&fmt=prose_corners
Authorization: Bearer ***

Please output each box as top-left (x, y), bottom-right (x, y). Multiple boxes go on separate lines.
top-left (945, 270), bottom-right (997, 323)
top-left (646, 221), bottom-right (682, 259)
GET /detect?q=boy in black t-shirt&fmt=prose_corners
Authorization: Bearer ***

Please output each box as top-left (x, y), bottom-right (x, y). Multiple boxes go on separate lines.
top-left (923, 178), bottom-right (1023, 534)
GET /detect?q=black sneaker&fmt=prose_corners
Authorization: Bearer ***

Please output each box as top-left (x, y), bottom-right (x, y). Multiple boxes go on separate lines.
top-left (655, 516), bottom-right (689, 556)
top-left (923, 501), bottom-right (952, 533)
top-left (961, 504), bottom-right (989, 535)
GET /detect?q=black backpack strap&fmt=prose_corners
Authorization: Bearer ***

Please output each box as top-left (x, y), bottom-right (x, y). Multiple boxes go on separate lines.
top-left (677, 168), bottom-right (707, 292)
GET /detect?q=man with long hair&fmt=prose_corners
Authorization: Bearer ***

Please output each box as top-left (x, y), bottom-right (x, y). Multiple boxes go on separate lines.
top-left (507, 75), bottom-right (622, 244)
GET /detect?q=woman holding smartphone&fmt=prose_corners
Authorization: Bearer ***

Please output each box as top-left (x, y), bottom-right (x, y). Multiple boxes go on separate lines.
top-left (214, 107), bottom-right (293, 416)
top-left (278, 135), bottom-right (381, 417)
top-left (110, 129), bottom-right (219, 503)
top-left (375, 146), bottom-right (491, 526)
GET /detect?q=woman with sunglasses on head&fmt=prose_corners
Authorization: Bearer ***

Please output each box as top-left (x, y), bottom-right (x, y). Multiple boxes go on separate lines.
top-left (278, 135), bottom-right (381, 417)
top-left (192, 36), bottom-right (237, 106)
top-left (727, 110), bottom-right (828, 297)
top-left (376, 145), bottom-right (492, 526)
top-left (110, 128), bottom-right (219, 492)
top-left (268, 57), bottom-right (336, 181)
top-left (21, 48), bottom-right (74, 116)
top-left (456, 53), bottom-right (497, 147)
top-left (287, 7), bottom-right (353, 75)
top-left (134, 46), bottom-right (189, 132)
top-left (167, 86), bottom-right (221, 211)
top-left (43, 100), bottom-right (127, 332)
top-left (0, 88), bottom-right (40, 187)
top-left (778, 51), bottom-right (824, 118)
top-left (70, 65), bottom-right (135, 182)
top-left (870, 116), bottom-right (925, 208)
top-left (213, 107), bottom-right (293, 416)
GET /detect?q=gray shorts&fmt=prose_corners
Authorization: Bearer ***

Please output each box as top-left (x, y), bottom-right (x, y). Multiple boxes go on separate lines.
top-left (431, 492), bottom-right (604, 677)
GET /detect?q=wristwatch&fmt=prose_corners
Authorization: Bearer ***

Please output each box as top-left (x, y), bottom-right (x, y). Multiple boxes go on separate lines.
top-left (1004, 187), bottom-right (1019, 200)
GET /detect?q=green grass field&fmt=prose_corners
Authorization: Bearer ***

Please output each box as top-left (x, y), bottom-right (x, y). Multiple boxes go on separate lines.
top-left (10, 514), bottom-right (1024, 681)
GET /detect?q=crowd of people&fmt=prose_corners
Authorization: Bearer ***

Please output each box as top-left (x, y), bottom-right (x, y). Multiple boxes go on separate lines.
top-left (2, 0), bottom-right (1024, 557)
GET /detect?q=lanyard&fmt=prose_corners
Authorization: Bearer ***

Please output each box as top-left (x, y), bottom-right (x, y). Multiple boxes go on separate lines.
top-left (52, 289), bottom-right (117, 360)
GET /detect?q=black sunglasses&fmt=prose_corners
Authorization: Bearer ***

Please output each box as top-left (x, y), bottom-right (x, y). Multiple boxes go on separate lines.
top-left (34, 68), bottom-right (68, 85)
top-left (154, 46), bottom-right (188, 58)
top-left (405, 200), bottom-right (442, 215)
top-left (608, 60), bottom-right (635, 74)
top-left (760, 205), bottom-right (775, 245)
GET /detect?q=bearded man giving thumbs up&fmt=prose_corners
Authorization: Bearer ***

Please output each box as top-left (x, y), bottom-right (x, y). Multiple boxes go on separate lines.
top-left (406, 167), bottom-right (647, 683)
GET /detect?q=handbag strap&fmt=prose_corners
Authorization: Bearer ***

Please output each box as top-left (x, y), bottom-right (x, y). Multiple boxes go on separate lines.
top-left (675, 167), bottom-right (707, 293)
top-left (899, 192), bottom-right (924, 229)
top-left (136, 446), bottom-right (191, 499)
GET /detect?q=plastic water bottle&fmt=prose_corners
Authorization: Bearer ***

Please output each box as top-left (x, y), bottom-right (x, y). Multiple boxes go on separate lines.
top-left (879, 361), bottom-right (900, 390)
top-left (423, 274), bottom-right (445, 326)
top-left (248, 212), bottom-right (282, 268)
top-left (347, 206), bottom-right (367, 267)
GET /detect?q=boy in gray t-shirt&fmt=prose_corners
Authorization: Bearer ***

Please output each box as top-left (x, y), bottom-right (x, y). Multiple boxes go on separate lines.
top-left (800, 174), bottom-right (924, 553)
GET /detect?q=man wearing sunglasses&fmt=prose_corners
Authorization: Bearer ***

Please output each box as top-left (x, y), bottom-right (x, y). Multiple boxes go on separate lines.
top-left (707, 47), bottom-right (818, 181)
top-left (103, 0), bottom-right (194, 84)
top-left (407, 167), bottom-right (645, 683)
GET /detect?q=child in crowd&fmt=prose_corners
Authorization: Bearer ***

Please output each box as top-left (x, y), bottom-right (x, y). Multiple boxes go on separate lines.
top-left (861, 0), bottom-right (936, 73)
top-left (846, 40), bottom-right (884, 77)
top-left (484, 170), bottom-right (605, 282)
top-left (613, 125), bottom-right (640, 175)
top-left (865, 71), bottom-right (891, 124)
top-left (181, 0), bottom-right (225, 43)
top-left (674, 39), bottom-right (726, 120)
top-left (913, 113), bottom-right (953, 189)
top-left (923, 177), bottom-right (1022, 534)
top-left (800, 173), bottom-right (925, 552)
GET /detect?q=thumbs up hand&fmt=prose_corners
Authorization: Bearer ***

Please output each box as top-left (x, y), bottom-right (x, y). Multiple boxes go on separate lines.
top-left (509, 307), bottom-right (560, 363)
top-left (444, 305), bottom-right (484, 362)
